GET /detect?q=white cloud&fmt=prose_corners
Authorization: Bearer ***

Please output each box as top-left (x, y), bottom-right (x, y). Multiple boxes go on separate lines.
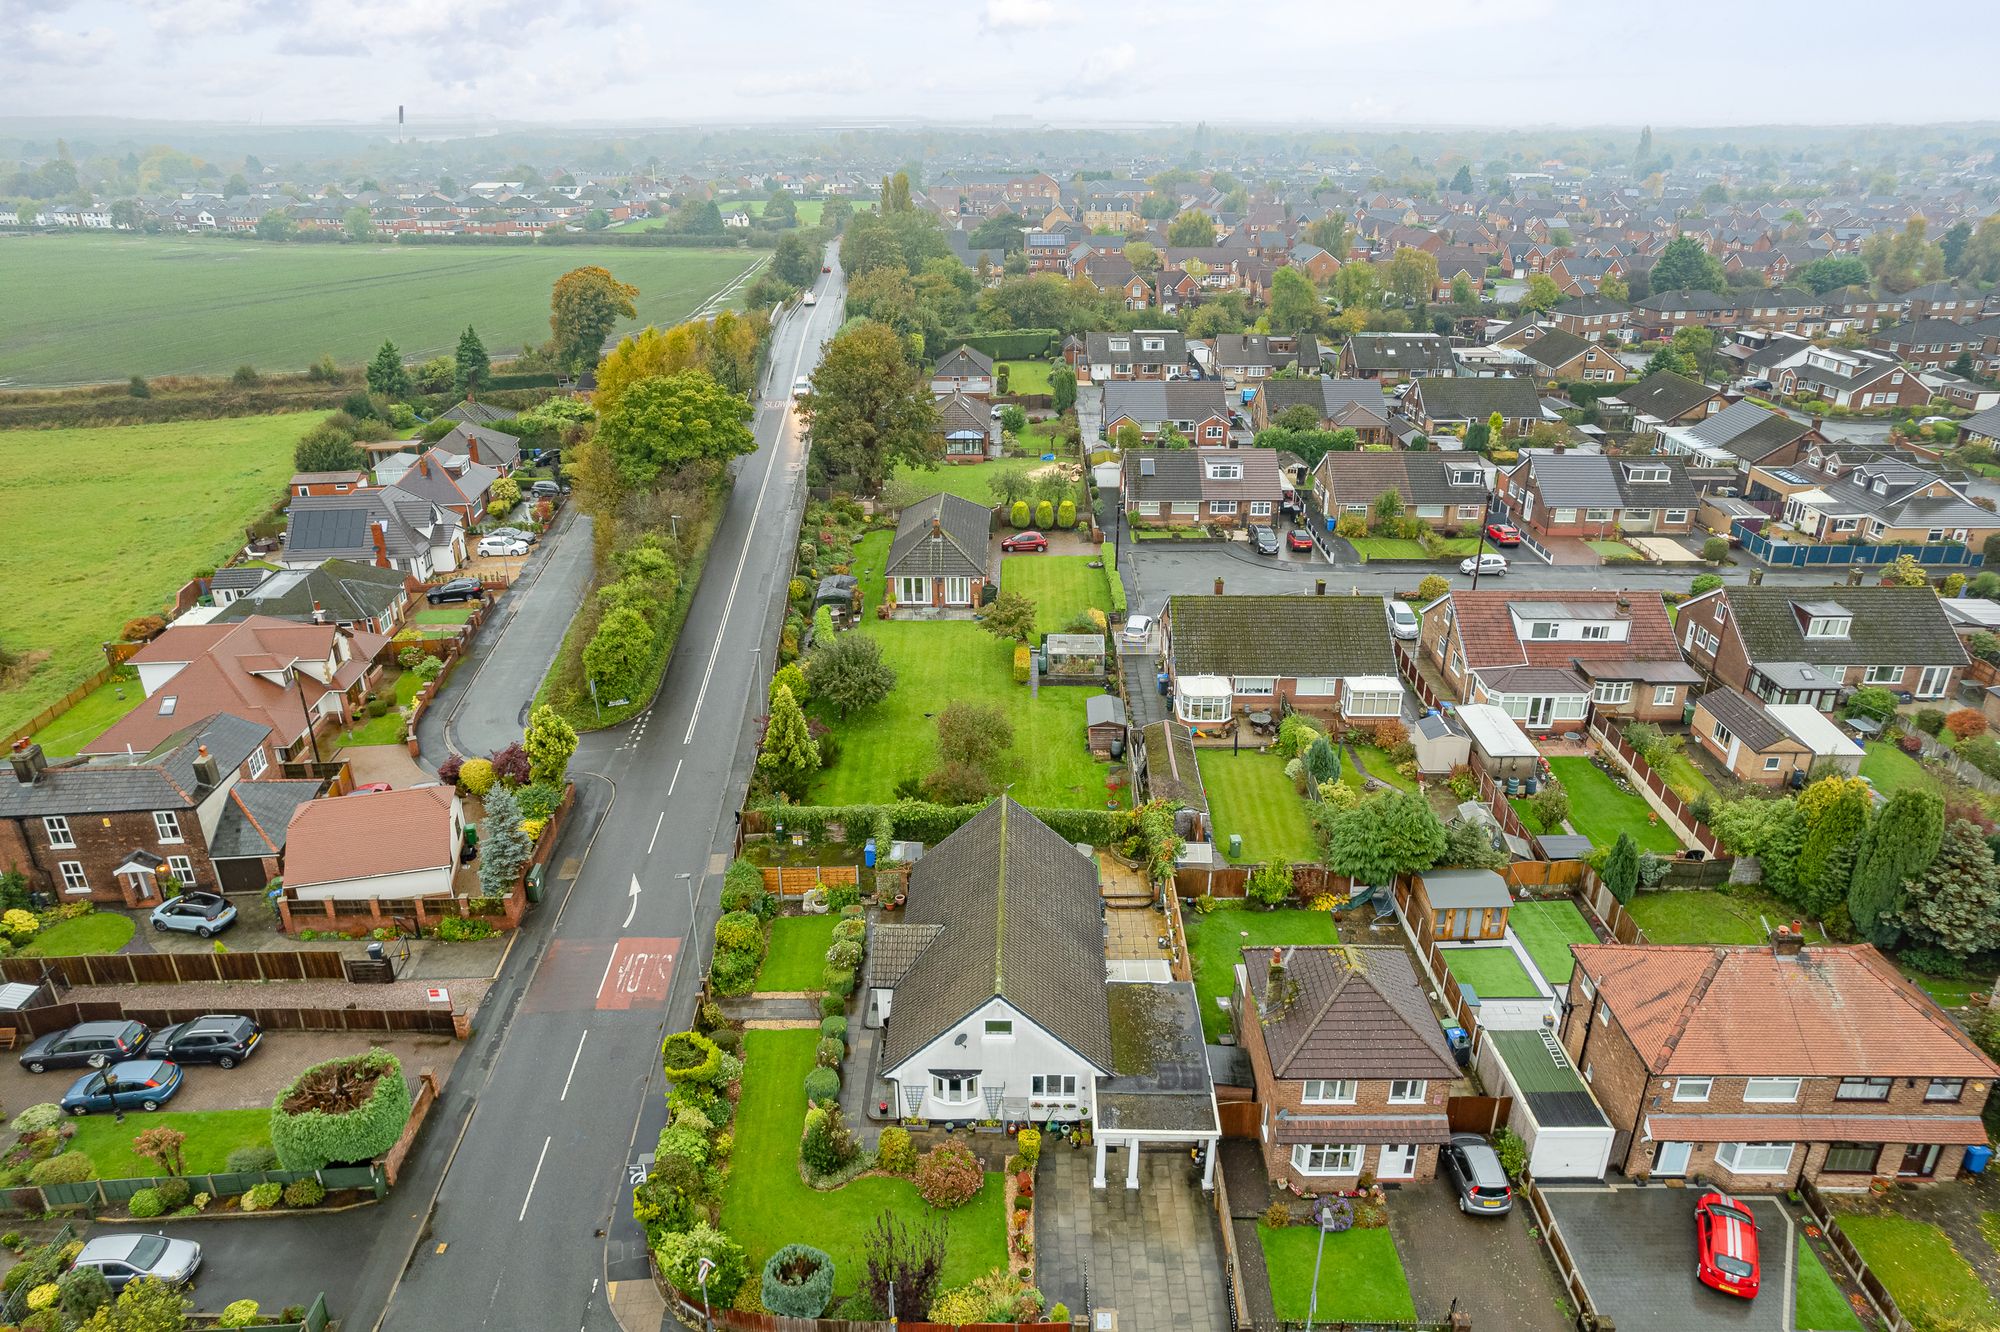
top-left (6, 20), bottom-right (114, 65)
top-left (983, 0), bottom-right (1056, 30)
top-left (734, 61), bottom-right (873, 98)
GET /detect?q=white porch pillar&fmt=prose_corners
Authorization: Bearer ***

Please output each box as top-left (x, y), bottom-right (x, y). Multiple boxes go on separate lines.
top-left (1125, 1136), bottom-right (1142, 1190)
top-left (1201, 1142), bottom-right (1217, 1192)
top-left (1092, 1136), bottom-right (1108, 1190)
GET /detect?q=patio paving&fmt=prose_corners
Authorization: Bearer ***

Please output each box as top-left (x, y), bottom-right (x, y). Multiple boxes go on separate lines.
top-left (1038, 1148), bottom-right (1230, 1332)
top-left (337, 742), bottom-right (431, 788)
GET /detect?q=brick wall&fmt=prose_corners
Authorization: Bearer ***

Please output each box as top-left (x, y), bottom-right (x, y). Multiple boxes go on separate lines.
top-left (2, 809), bottom-right (217, 905)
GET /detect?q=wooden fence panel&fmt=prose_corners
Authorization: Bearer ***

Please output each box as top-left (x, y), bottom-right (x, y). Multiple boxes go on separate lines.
top-left (1446, 1095), bottom-right (1513, 1135)
top-left (759, 865), bottom-right (863, 896)
top-left (1218, 1101), bottom-right (1261, 1139)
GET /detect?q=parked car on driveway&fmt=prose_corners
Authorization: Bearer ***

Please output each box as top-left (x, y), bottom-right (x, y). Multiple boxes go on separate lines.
top-left (1460, 552), bottom-right (1509, 577)
top-left (20, 1020), bottom-right (150, 1073)
top-left (1483, 523), bottom-right (1522, 547)
top-left (477, 535), bottom-right (529, 558)
top-left (1387, 600), bottom-right (1420, 640)
top-left (150, 891), bottom-right (237, 938)
top-left (145, 1015), bottom-right (262, 1068)
top-left (72, 1234), bottom-right (202, 1292)
top-left (1440, 1134), bottom-right (1513, 1216)
top-left (484, 526), bottom-right (537, 546)
top-left (426, 578), bottom-right (482, 606)
top-left (1000, 531), bottom-right (1049, 553)
top-left (60, 1059), bottom-right (183, 1115)
top-left (1695, 1191), bottom-right (1761, 1299)
top-left (1250, 525), bottom-right (1280, 556)
top-left (1121, 614), bottom-right (1154, 645)
top-left (1287, 527), bottom-right (1314, 552)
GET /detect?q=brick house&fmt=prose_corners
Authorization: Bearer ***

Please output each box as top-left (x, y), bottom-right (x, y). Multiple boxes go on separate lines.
top-left (1870, 318), bottom-right (1983, 371)
top-left (1337, 333), bottom-right (1455, 385)
top-left (385, 451), bottom-right (498, 528)
top-left (1494, 452), bottom-right (1698, 542)
top-left (1688, 687), bottom-right (1861, 787)
top-left (1405, 377), bottom-right (1541, 437)
top-left (1632, 289), bottom-right (1739, 342)
top-left (1562, 939), bottom-right (1997, 1189)
top-left (1102, 381), bottom-right (1231, 446)
top-left (1122, 448), bottom-right (1286, 531)
top-left (1674, 585), bottom-right (1967, 709)
top-left (1, 716), bottom-right (322, 904)
top-left (431, 422), bottom-right (520, 473)
top-left (930, 345), bottom-right (995, 397)
top-left (1084, 331), bottom-right (1189, 382)
top-left (1254, 378), bottom-right (1393, 441)
top-left (1656, 399), bottom-right (1816, 473)
top-left (1235, 945), bottom-right (1460, 1191)
top-left (1770, 347), bottom-right (1928, 412)
top-left (1549, 295), bottom-right (1632, 342)
top-left (1417, 589), bottom-right (1698, 733)
top-left (1514, 328), bottom-right (1629, 384)
top-left (1312, 452), bottom-right (1492, 533)
top-left (1164, 593), bottom-right (1403, 726)
top-left (290, 471), bottom-right (368, 498)
top-left (1617, 370), bottom-right (1725, 433)
top-left (934, 391), bottom-right (996, 462)
top-left (279, 783), bottom-right (467, 934)
top-left (210, 559), bottom-right (412, 635)
top-left (1754, 456), bottom-right (2000, 550)
top-left (882, 493), bottom-right (991, 617)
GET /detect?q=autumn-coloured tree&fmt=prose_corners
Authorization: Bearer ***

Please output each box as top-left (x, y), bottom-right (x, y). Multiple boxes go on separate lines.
top-left (132, 1127), bottom-right (186, 1177)
top-left (550, 265), bottom-right (638, 373)
top-left (596, 369), bottom-right (755, 487)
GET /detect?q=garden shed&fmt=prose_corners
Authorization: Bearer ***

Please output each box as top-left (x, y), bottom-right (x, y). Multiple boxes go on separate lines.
top-left (1045, 632), bottom-right (1109, 682)
top-left (1085, 694), bottom-right (1127, 757)
top-left (1412, 710), bottom-right (1470, 775)
top-left (1456, 703), bottom-right (1540, 783)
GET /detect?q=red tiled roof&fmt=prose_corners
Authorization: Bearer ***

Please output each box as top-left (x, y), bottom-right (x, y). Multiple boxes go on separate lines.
top-left (1646, 1113), bottom-right (1990, 1147)
top-left (1447, 589), bottom-right (1683, 674)
top-left (283, 784), bottom-right (458, 888)
top-left (1576, 943), bottom-right (1999, 1078)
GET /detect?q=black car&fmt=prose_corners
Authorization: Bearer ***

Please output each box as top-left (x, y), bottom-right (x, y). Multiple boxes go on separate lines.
top-left (426, 577), bottom-right (482, 606)
top-left (1250, 525), bottom-right (1280, 556)
top-left (145, 1015), bottom-right (262, 1068)
top-left (20, 1020), bottom-right (150, 1074)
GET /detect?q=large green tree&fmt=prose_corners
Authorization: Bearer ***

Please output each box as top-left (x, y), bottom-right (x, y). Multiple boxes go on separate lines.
top-left (802, 321), bottom-right (939, 494)
top-left (1793, 256), bottom-right (1870, 294)
top-left (807, 633), bottom-right (897, 718)
top-left (1649, 235), bottom-right (1728, 294)
top-left (758, 684), bottom-right (820, 797)
top-left (1849, 786), bottom-right (1944, 944)
top-left (772, 231), bottom-right (820, 288)
top-left (524, 704), bottom-right (579, 785)
top-left (1894, 819), bottom-right (2000, 958)
top-left (1602, 832), bottom-right (1640, 904)
top-left (1305, 214), bottom-right (1349, 257)
top-left (1384, 247), bottom-right (1439, 307)
top-left (550, 265), bottom-right (639, 373)
top-left (596, 369), bottom-right (755, 488)
top-left (1167, 211), bottom-right (1215, 247)
top-left (1324, 790), bottom-right (1445, 885)
top-left (1268, 266), bottom-right (1321, 335)
top-left (1862, 216), bottom-right (1944, 291)
top-left (454, 325), bottom-right (490, 396)
top-left (1795, 776), bottom-right (1874, 916)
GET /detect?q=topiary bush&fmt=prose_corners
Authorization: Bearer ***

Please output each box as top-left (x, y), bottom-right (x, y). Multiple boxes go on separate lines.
top-left (820, 993), bottom-right (846, 1018)
top-left (915, 1137), bottom-right (984, 1209)
top-left (28, 1152), bottom-right (95, 1186)
top-left (820, 1015), bottom-right (848, 1041)
top-left (660, 1031), bottom-right (725, 1085)
top-left (269, 1049), bottom-right (413, 1170)
top-left (126, 1188), bottom-right (165, 1219)
top-left (761, 1244), bottom-right (835, 1319)
top-left (823, 964), bottom-right (857, 998)
top-left (825, 938), bottom-right (864, 971)
top-left (832, 916), bottom-right (866, 943)
top-left (876, 1125), bottom-right (917, 1175)
top-left (282, 1177), bottom-right (327, 1208)
top-left (240, 1181), bottom-right (283, 1212)
top-left (457, 757), bottom-right (496, 796)
top-left (804, 1065), bottom-right (840, 1104)
top-left (800, 1106), bottom-right (859, 1177)
top-left (816, 1036), bottom-right (845, 1068)
top-left (226, 1144), bottom-right (279, 1173)
top-left (714, 910), bottom-right (765, 956)
top-left (657, 1223), bottom-right (749, 1304)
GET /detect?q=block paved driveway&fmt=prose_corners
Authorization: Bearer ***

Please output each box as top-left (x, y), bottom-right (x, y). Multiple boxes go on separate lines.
top-left (1541, 1186), bottom-right (1793, 1332)
top-left (1038, 1147), bottom-right (1230, 1332)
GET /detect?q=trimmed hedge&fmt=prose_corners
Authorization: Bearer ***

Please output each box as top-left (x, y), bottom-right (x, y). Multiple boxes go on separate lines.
top-left (661, 1031), bottom-right (726, 1085)
top-left (955, 330), bottom-right (1060, 360)
top-left (753, 800), bottom-right (1129, 848)
top-left (270, 1049), bottom-right (412, 1170)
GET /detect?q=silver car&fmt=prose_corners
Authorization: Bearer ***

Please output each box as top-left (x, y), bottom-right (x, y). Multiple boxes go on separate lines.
top-left (1440, 1133), bottom-right (1514, 1216)
top-left (72, 1233), bottom-right (202, 1291)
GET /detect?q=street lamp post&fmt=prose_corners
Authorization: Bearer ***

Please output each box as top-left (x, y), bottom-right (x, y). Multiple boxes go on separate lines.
top-left (1304, 1199), bottom-right (1343, 1332)
top-left (679, 871), bottom-right (699, 973)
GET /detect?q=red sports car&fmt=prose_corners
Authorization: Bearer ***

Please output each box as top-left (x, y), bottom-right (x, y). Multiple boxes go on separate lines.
top-left (1484, 523), bottom-right (1522, 546)
top-left (1287, 528), bottom-right (1314, 552)
top-left (1694, 1191), bottom-right (1761, 1300)
top-left (821, 264), bottom-right (831, 273)
top-left (347, 782), bottom-right (393, 796)
top-left (1001, 531), bottom-right (1049, 553)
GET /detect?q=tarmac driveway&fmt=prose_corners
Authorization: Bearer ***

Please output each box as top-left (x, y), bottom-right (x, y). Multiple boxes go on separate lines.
top-left (1386, 1174), bottom-right (1569, 1332)
top-left (1540, 1185), bottom-right (1793, 1332)
top-left (83, 1206), bottom-right (381, 1317)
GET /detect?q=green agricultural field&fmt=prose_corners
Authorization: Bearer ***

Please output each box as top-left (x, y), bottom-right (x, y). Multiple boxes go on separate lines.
top-left (0, 237), bottom-right (760, 385)
top-left (0, 412), bottom-right (319, 739)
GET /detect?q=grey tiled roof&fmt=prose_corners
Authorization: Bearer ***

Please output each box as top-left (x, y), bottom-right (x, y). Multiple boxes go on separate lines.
top-left (1411, 376), bottom-right (1541, 424)
top-left (1243, 945), bottom-right (1459, 1081)
top-left (1342, 333), bottom-right (1454, 375)
top-left (865, 923), bottom-right (944, 990)
top-left (214, 560), bottom-right (406, 627)
top-left (885, 492), bottom-right (989, 579)
top-left (0, 713), bottom-right (271, 818)
top-left (1618, 370), bottom-right (1716, 421)
top-left (1719, 585), bottom-right (1969, 668)
top-left (1261, 377), bottom-right (1389, 423)
top-left (1685, 401), bottom-right (1811, 462)
top-left (879, 799), bottom-right (1111, 1073)
top-left (1517, 452), bottom-right (1697, 509)
top-left (1101, 380), bottom-right (1228, 430)
top-left (1168, 595), bottom-right (1397, 679)
top-left (209, 779), bottom-right (324, 859)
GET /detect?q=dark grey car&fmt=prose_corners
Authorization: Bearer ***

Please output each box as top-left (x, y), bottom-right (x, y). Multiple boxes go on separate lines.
top-left (1250, 525), bottom-right (1280, 556)
top-left (19, 1020), bottom-right (150, 1074)
top-left (1440, 1133), bottom-right (1514, 1216)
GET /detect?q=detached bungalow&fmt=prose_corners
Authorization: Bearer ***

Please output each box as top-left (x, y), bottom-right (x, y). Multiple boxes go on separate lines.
top-left (1405, 377), bottom-right (1542, 436)
top-left (1494, 452), bottom-right (1697, 543)
top-left (883, 493), bottom-right (992, 617)
top-left (1164, 593), bottom-right (1403, 727)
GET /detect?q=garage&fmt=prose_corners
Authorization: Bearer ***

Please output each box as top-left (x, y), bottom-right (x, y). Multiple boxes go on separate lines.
top-left (1477, 1028), bottom-right (1613, 1181)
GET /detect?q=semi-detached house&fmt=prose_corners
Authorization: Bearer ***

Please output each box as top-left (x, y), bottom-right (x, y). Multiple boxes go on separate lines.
top-left (1495, 451), bottom-right (1697, 543)
top-left (1164, 593), bottom-right (1403, 727)
top-left (1122, 448), bottom-right (1284, 530)
top-left (1101, 381), bottom-right (1230, 445)
top-left (1675, 584), bottom-right (1967, 709)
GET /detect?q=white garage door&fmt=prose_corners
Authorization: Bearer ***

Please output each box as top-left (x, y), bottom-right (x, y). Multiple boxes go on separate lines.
top-left (1528, 1126), bottom-right (1614, 1181)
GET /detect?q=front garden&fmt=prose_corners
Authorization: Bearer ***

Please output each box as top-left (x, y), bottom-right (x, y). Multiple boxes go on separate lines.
top-left (1257, 1206), bottom-right (1416, 1323)
top-left (0, 895), bottom-right (132, 960)
top-left (1833, 1211), bottom-right (2000, 1331)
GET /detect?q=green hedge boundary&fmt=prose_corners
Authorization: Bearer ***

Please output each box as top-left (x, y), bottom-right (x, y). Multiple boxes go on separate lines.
top-left (951, 330), bottom-right (1060, 360)
top-left (752, 800), bottom-right (1130, 847)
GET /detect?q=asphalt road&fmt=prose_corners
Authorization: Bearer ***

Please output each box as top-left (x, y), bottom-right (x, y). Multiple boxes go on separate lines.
top-left (361, 257), bottom-right (845, 1332)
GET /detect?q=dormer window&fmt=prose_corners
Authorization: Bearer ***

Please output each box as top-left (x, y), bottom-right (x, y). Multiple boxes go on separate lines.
top-left (1529, 622), bottom-right (1555, 640)
top-left (1207, 462), bottom-right (1243, 481)
top-left (1143, 337), bottom-right (1164, 352)
top-left (1622, 464), bottom-right (1669, 483)
top-left (1806, 616), bottom-right (1851, 639)
top-left (1449, 467), bottom-right (1481, 486)
top-left (1871, 478), bottom-right (1887, 494)
top-left (1109, 338), bottom-right (1130, 353)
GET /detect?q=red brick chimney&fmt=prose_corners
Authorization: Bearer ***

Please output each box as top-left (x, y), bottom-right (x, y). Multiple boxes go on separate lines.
top-left (466, 434), bottom-right (482, 465)
top-left (369, 520), bottom-right (390, 569)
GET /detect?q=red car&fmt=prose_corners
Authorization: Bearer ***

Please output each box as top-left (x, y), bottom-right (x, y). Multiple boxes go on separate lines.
top-left (1001, 531), bottom-right (1048, 553)
top-left (1694, 1191), bottom-right (1761, 1300)
top-left (347, 782), bottom-right (393, 796)
top-left (821, 264), bottom-right (831, 273)
top-left (1484, 523), bottom-right (1522, 547)
top-left (1286, 528), bottom-right (1314, 552)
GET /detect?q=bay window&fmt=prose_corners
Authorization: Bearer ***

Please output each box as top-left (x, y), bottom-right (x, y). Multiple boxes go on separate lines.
top-left (1715, 1142), bottom-right (1794, 1175)
top-left (1592, 680), bottom-right (1633, 705)
top-left (932, 1075), bottom-right (979, 1105)
top-left (1290, 1143), bottom-right (1361, 1176)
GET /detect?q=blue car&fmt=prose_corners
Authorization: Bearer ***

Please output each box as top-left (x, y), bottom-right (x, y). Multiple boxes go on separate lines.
top-left (60, 1060), bottom-right (183, 1116)
top-left (149, 891), bottom-right (236, 938)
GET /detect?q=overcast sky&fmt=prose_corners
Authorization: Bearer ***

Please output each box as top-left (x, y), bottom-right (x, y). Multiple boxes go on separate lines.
top-left (5, 0), bottom-right (2000, 129)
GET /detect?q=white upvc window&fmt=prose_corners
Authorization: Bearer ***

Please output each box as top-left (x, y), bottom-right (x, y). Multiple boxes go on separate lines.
top-left (1584, 508), bottom-right (1614, 523)
top-left (932, 1075), bottom-right (979, 1106)
top-left (1291, 1143), bottom-right (1361, 1176)
top-left (1344, 689), bottom-right (1401, 717)
top-left (1458, 505), bottom-right (1484, 520)
top-left (1388, 1080), bottom-right (1427, 1105)
top-left (59, 862), bottom-right (89, 894)
top-left (943, 576), bottom-right (972, 607)
top-left (1715, 1142), bottom-right (1795, 1175)
top-left (895, 576), bottom-right (929, 605)
top-left (1553, 508), bottom-right (1578, 524)
top-left (154, 810), bottom-right (183, 844)
top-left (246, 748), bottom-right (268, 779)
top-left (1180, 693), bottom-right (1230, 723)
top-left (1665, 508), bottom-right (1688, 524)
top-left (1031, 1074), bottom-right (1078, 1098)
top-left (1711, 719), bottom-right (1734, 747)
top-left (1744, 1076), bottom-right (1801, 1103)
top-left (1863, 665), bottom-right (1902, 686)
top-left (1302, 1079), bottom-right (1357, 1105)
top-left (1653, 685), bottom-right (1678, 707)
top-left (1248, 501), bottom-right (1273, 517)
top-left (1233, 677), bottom-right (1275, 697)
top-left (1209, 500), bottom-right (1238, 515)
top-left (43, 816), bottom-right (74, 849)
top-left (1593, 680), bottom-right (1633, 705)
top-left (1673, 1076), bottom-right (1712, 1103)
top-left (1764, 756), bottom-right (1782, 771)
top-left (1170, 501), bottom-right (1200, 516)
top-left (1295, 678), bottom-right (1338, 697)
top-left (167, 855), bottom-right (194, 885)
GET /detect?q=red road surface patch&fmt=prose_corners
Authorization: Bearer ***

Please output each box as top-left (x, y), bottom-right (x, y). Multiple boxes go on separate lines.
top-left (596, 937), bottom-right (679, 1010)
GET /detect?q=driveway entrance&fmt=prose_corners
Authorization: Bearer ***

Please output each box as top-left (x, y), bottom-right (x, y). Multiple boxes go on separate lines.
top-left (1037, 1148), bottom-right (1229, 1332)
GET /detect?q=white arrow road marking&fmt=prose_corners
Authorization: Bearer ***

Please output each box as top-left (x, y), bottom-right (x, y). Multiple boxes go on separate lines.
top-left (623, 873), bottom-right (642, 929)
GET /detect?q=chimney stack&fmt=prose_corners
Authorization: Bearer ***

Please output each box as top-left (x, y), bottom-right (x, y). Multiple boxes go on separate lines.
top-left (194, 744), bottom-right (221, 788)
top-left (311, 601), bottom-right (326, 624)
top-left (9, 739), bottom-right (47, 786)
top-left (1214, 577), bottom-right (1225, 596)
top-left (1772, 921), bottom-right (1805, 958)
top-left (369, 519), bottom-right (390, 569)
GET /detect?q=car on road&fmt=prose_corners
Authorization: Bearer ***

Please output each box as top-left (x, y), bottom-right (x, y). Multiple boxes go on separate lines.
top-left (477, 535), bottom-right (529, 558)
top-left (1918, 414), bottom-right (1954, 427)
top-left (60, 1059), bottom-right (184, 1115)
top-left (426, 578), bottom-right (482, 606)
top-left (145, 1015), bottom-right (262, 1068)
top-left (149, 891), bottom-right (237, 938)
top-left (1121, 614), bottom-right (1154, 645)
top-left (1250, 525), bottom-right (1280, 556)
top-left (1440, 1134), bottom-right (1513, 1216)
top-left (1483, 523), bottom-right (1522, 547)
top-left (1000, 531), bottom-right (1049, 553)
top-left (528, 479), bottom-right (565, 500)
top-left (72, 1234), bottom-right (202, 1292)
top-left (1460, 552), bottom-right (1509, 577)
top-left (1287, 527), bottom-right (1314, 552)
top-left (792, 377), bottom-right (811, 399)
top-left (1387, 600), bottom-right (1420, 639)
top-left (1694, 1191), bottom-right (1761, 1299)
top-left (821, 264), bottom-right (831, 273)
top-left (20, 1020), bottom-right (150, 1073)
top-left (802, 291), bottom-right (817, 306)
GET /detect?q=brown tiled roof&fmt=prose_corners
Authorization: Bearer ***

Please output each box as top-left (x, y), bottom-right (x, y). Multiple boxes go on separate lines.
top-left (1273, 1113), bottom-right (1452, 1145)
top-left (283, 783), bottom-right (458, 888)
top-left (1445, 589), bottom-right (1683, 675)
top-left (1646, 1113), bottom-right (1990, 1147)
top-left (1575, 943), bottom-right (2000, 1078)
top-left (1243, 946), bottom-right (1458, 1081)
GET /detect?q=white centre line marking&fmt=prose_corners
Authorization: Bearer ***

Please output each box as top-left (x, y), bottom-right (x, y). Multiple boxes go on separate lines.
top-left (667, 758), bottom-right (683, 796)
top-left (647, 810), bottom-right (665, 854)
top-left (594, 947), bottom-right (618, 999)
top-left (560, 1031), bottom-right (589, 1101)
top-left (517, 1135), bottom-right (552, 1221)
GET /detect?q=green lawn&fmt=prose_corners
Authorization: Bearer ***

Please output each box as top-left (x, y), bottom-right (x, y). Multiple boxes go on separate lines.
top-left (722, 1030), bottom-right (1005, 1297)
top-left (1651, 746), bottom-right (1717, 804)
top-left (1794, 1236), bottom-right (1865, 1332)
top-left (67, 1108), bottom-right (273, 1178)
top-left (20, 911), bottom-right (136, 957)
top-left (757, 915), bottom-right (839, 992)
top-left (996, 360), bottom-right (1055, 395)
top-left (881, 457), bottom-right (1046, 508)
top-left (1196, 750), bottom-right (1321, 865)
top-left (1586, 539), bottom-right (1640, 559)
top-left (1545, 756), bottom-right (1681, 854)
top-left (1860, 742), bottom-right (1940, 797)
top-left (0, 237), bottom-right (759, 384)
top-left (1625, 889), bottom-right (1826, 946)
top-left (1442, 946), bottom-right (1542, 998)
top-left (27, 669), bottom-right (145, 757)
top-left (1185, 906), bottom-right (1342, 1041)
top-left (1343, 742), bottom-right (1415, 792)
top-left (409, 605), bottom-right (477, 626)
top-left (1901, 965), bottom-right (1994, 1008)
top-left (1507, 900), bottom-right (1595, 985)
top-left (735, 198), bottom-right (826, 227)
top-left (1344, 538), bottom-right (1431, 561)
top-left (1836, 1213), bottom-right (2000, 1331)
top-left (0, 413), bottom-right (321, 739)
top-left (809, 533), bottom-right (1120, 809)
top-left (394, 671), bottom-right (426, 708)
top-left (998, 555), bottom-right (1111, 640)
top-left (1013, 420), bottom-right (1066, 456)
top-left (1258, 1223), bottom-right (1416, 1323)
top-left (336, 709), bottom-right (406, 748)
